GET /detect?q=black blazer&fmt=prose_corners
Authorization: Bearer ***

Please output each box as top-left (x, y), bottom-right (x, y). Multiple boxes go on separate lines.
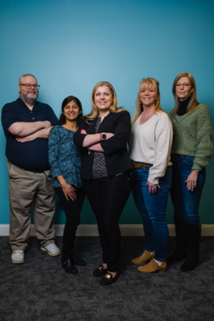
top-left (73, 110), bottom-right (133, 180)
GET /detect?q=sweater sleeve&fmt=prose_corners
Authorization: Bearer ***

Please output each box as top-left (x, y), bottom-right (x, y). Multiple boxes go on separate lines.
top-left (192, 105), bottom-right (213, 171)
top-left (101, 111), bottom-right (131, 156)
top-left (148, 114), bottom-right (173, 184)
top-left (48, 127), bottom-right (62, 178)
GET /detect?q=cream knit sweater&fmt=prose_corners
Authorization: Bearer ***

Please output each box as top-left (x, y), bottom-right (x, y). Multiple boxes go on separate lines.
top-left (129, 111), bottom-right (173, 184)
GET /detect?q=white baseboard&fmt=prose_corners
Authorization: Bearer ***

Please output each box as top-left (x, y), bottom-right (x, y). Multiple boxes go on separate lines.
top-left (0, 224), bottom-right (214, 236)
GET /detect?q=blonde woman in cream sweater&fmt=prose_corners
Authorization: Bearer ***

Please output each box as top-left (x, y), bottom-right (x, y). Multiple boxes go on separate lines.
top-left (129, 77), bottom-right (173, 273)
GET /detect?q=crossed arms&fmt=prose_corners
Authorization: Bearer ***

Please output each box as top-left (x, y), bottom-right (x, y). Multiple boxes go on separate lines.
top-left (9, 121), bottom-right (53, 142)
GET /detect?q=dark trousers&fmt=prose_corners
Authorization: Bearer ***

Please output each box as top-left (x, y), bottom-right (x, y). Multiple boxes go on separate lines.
top-left (82, 172), bottom-right (131, 271)
top-left (55, 187), bottom-right (85, 259)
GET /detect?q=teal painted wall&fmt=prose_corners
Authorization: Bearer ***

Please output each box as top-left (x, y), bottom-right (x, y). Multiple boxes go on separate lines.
top-left (0, 0), bottom-right (214, 225)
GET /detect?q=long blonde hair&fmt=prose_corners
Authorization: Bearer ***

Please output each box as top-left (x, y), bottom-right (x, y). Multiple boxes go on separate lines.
top-left (132, 77), bottom-right (161, 125)
top-left (86, 81), bottom-right (124, 121)
top-left (170, 72), bottom-right (198, 117)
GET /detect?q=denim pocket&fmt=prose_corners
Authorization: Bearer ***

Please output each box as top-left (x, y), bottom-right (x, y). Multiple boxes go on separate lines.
top-left (142, 165), bottom-right (152, 173)
top-left (182, 155), bottom-right (194, 165)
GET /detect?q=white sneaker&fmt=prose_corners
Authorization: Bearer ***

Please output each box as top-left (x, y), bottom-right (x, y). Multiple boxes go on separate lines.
top-left (11, 250), bottom-right (24, 264)
top-left (41, 243), bottom-right (60, 256)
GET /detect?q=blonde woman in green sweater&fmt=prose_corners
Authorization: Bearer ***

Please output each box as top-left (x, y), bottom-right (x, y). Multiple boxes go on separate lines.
top-left (168, 72), bottom-right (213, 272)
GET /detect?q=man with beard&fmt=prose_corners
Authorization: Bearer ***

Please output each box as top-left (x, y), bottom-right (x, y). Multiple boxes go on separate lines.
top-left (1, 74), bottom-right (60, 264)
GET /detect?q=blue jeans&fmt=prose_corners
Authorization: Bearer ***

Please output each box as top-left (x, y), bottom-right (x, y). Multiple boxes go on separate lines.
top-left (170, 155), bottom-right (206, 226)
top-left (132, 166), bottom-right (172, 261)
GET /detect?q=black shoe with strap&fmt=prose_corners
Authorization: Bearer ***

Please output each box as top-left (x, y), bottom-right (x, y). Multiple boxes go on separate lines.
top-left (93, 265), bottom-right (107, 277)
top-left (100, 271), bottom-right (120, 286)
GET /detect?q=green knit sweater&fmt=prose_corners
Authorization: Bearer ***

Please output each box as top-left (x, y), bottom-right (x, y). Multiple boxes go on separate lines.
top-left (170, 103), bottom-right (213, 171)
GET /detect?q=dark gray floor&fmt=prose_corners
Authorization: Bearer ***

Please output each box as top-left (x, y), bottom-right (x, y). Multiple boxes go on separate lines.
top-left (0, 236), bottom-right (214, 321)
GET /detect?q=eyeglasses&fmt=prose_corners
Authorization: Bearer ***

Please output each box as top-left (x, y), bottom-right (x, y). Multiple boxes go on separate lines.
top-left (176, 83), bottom-right (191, 87)
top-left (19, 84), bottom-right (40, 89)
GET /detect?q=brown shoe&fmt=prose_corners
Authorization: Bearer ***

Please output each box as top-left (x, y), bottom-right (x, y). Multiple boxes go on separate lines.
top-left (132, 250), bottom-right (155, 265)
top-left (137, 259), bottom-right (167, 273)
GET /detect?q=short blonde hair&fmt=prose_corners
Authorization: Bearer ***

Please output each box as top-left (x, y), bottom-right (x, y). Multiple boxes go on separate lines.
top-left (171, 72), bottom-right (198, 117)
top-left (132, 77), bottom-right (161, 125)
top-left (86, 81), bottom-right (124, 121)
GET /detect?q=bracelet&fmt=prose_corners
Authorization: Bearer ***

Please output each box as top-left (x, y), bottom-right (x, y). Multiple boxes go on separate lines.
top-left (62, 184), bottom-right (68, 189)
top-left (100, 132), bottom-right (102, 142)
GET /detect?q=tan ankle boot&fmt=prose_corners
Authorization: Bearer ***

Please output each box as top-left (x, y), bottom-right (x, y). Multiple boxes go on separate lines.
top-left (137, 259), bottom-right (167, 273)
top-left (132, 250), bottom-right (155, 265)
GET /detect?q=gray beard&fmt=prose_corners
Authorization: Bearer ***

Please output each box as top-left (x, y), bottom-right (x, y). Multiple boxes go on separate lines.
top-left (22, 92), bottom-right (38, 105)
top-left (26, 95), bottom-right (37, 102)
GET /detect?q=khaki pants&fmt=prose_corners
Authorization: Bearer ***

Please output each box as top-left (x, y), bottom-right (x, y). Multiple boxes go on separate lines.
top-left (8, 161), bottom-right (56, 251)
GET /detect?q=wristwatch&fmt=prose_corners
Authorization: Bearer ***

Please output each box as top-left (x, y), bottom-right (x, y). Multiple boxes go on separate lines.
top-left (101, 133), bottom-right (107, 141)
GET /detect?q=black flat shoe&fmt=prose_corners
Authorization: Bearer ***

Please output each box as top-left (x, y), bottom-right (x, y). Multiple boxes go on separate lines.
top-left (71, 254), bottom-right (86, 266)
top-left (61, 258), bottom-right (78, 274)
top-left (93, 265), bottom-right (107, 277)
top-left (100, 271), bottom-right (120, 286)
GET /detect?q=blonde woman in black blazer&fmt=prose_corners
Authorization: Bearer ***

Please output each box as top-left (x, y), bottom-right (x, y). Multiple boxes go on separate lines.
top-left (74, 81), bottom-right (132, 285)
